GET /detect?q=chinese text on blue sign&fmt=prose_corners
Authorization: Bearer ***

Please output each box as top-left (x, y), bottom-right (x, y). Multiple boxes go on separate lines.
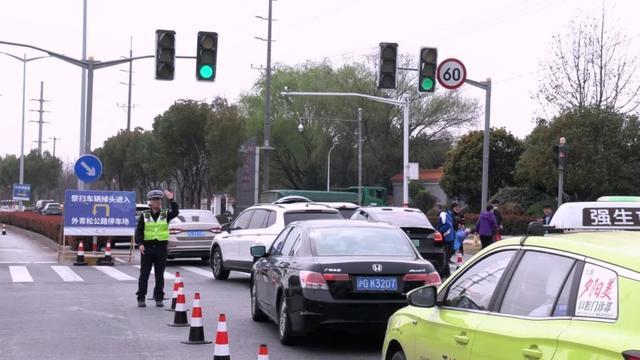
top-left (64, 190), bottom-right (136, 236)
top-left (12, 184), bottom-right (31, 201)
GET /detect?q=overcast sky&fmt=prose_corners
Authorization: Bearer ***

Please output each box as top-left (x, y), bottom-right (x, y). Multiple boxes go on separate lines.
top-left (1, 0), bottom-right (639, 166)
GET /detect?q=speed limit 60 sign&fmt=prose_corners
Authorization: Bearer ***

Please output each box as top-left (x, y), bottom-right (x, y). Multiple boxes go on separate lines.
top-left (437, 58), bottom-right (467, 90)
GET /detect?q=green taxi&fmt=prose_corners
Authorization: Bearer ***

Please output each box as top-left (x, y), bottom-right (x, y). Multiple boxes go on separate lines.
top-left (382, 201), bottom-right (640, 360)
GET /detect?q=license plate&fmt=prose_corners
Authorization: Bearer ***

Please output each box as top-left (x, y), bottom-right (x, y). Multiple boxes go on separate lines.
top-left (187, 231), bottom-right (206, 237)
top-left (411, 239), bottom-right (421, 247)
top-left (356, 277), bottom-right (398, 291)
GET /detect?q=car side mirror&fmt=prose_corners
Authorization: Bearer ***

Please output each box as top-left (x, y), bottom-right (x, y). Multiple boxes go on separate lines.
top-left (408, 286), bottom-right (437, 308)
top-left (221, 223), bottom-right (230, 233)
top-left (250, 245), bottom-right (267, 258)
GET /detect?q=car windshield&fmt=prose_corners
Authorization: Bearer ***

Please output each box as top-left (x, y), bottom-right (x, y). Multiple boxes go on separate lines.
top-left (173, 210), bottom-right (218, 224)
top-left (370, 210), bottom-right (432, 228)
top-left (284, 211), bottom-right (342, 225)
top-left (311, 227), bottom-right (415, 257)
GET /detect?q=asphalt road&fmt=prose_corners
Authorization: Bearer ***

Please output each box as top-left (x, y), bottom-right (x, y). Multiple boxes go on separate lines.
top-left (0, 227), bottom-right (383, 360)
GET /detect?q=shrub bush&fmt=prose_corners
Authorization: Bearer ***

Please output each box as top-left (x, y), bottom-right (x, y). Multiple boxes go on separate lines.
top-left (411, 190), bottom-right (438, 215)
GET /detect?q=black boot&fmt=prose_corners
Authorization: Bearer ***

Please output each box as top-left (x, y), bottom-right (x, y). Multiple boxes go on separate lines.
top-left (155, 299), bottom-right (163, 308)
top-left (137, 298), bottom-right (146, 308)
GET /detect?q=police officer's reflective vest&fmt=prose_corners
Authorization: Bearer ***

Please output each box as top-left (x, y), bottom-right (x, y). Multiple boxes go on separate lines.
top-left (143, 210), bottom-right (169, 241)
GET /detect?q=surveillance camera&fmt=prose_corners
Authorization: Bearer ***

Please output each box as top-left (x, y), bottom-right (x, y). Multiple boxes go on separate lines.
top-left (283, 86), bottom-right (290, 92)
top-left (297, 123), bottom-right (304, 132)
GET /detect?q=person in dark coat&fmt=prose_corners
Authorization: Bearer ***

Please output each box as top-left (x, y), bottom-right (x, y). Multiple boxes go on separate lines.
top-left (476, 205), bottom-right (498, 249)
top-left (491, 199), bottom-right (503, 241)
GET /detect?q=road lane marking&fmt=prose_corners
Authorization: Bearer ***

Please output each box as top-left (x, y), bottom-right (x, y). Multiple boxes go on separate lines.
top-left (114, 257), bottom-right (127, 264)
top-left (92, 266), bottom-right (136, 281)
top-left (51, 266), bottom-right (84, 282)
top-left (133, 265), bottom-right (175, 280)
top-left (0, 261), bottom-right (57, 264)
top-left (179, 266), bottom-right (213, 279)
top-left (9, 266), bottom-right (34, 283)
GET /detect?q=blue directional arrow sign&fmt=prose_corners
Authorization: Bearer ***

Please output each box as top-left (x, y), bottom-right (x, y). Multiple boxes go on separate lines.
top-left (74, 154), bottom-right (103, 183)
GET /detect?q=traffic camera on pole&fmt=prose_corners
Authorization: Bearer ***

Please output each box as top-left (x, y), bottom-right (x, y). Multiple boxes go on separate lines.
top-left (377, 42), bottom-right (398, 89)
top-left (418, 47), bottom-right (438, 93)
top-left (196, 31), bottom-right (218, 81)
top-left (155, 30), bottom-right (176, 80)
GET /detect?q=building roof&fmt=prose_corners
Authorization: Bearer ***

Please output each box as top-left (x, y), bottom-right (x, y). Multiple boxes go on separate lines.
top-left (391, 167), bottom-right (444, 184)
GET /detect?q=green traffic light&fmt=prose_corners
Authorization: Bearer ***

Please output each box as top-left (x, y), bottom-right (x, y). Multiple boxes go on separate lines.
top-left (420, 77), bottom-right (434, 91)
top-left (199, 65), bottom-right (214, 79)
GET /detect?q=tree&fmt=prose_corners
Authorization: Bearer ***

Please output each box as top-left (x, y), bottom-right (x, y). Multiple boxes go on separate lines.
top-left (516, 107), bottom-right (640, 201)
top-left (537, 10), bottom-right (640, 114)
top-left (440, 128), bottom-right (524, 210)
top-left (240, 58), bottom-right (478, 191)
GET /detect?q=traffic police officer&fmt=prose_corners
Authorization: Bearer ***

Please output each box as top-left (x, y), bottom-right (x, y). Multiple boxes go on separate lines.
top-left (136, 189), bottom-right (179, 307)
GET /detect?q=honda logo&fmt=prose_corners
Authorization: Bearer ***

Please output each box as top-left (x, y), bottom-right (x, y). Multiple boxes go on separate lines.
top-left (372, 264), bottom-right (383, 272)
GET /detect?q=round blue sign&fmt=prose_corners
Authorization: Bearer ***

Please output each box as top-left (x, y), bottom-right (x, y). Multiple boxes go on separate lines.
top-left (74, 154), bottom-right (103, 183)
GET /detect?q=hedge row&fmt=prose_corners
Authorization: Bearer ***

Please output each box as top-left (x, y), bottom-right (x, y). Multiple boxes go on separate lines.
top-left (0, 212), bottom-right (63, 243)
top-left (428, 213), bottom-right (538, 236)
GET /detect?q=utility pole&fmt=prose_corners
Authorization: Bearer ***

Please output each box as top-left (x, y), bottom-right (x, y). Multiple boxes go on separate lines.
top-left (29, 81), bottom-right (51, 155)
top-left (116, 37), bottom-right (135, 131)
top-left (255, 0), bottom-right (275, 192)
top-left (49, 137), bottom-right (61, 157)
top-left (357, 108), bottom-right (362, 206)
top-left (464, 77), bottom-right (492, 210)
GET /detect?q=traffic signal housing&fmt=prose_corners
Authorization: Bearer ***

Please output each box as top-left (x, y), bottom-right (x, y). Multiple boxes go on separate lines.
top-left (418, 47), bottom-right (438, 93)
top-left (196, 31), bottom-right (218, 81)
top-left (553, 143), bottom-right (568, 170)
top-left (155, 29), bottom-right (176, 80)
top-left (377, 42), bottom-right (398, 89)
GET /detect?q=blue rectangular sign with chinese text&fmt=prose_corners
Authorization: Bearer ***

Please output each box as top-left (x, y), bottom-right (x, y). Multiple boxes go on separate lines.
top-left (12, 184), bottom-right (31, 201)
top-left (63, 190), bottom-right (136, 236)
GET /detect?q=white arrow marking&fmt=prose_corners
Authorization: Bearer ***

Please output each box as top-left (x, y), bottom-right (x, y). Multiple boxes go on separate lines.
top-left (80, 161), bottom-right (97, 177)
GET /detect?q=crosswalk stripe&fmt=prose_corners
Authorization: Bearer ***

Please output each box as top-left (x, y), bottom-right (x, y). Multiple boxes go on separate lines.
top-left (51, 266), bottom-right (84, 282)
top-left (133, 265), bottom-right (175, 280)
top-left (92, 266), bottom-right (136, 281)
top-left (9, 266), bottom-right (34, 283)
top-left (179, 266), bottom-right (213, 279)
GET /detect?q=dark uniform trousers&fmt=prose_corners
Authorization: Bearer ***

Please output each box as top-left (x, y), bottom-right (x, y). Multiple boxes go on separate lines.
top-left (136, 243), bottom-right (168, 301)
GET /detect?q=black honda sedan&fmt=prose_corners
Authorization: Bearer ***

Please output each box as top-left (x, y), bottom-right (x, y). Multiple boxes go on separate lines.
top-left (249, 219), bottom-right (441, 345)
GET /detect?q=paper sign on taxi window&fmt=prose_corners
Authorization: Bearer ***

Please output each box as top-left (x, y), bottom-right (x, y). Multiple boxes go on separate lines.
top-left (575, 263), bottom-right (618, 319)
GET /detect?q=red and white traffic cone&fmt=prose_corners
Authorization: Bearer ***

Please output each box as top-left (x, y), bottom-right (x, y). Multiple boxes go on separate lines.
top-left (257, 344), bottom-right (269, 360)
top-left (168, 286), bottom-right (189, 327)
top-left (99, 240), bottom-right (114, 266)
top-left (166, 272), bottom-right (182, 311)
top-left (213, 314), bottom-right (230, 360)
top-left (2, 224), bottom-right (6, 235)
top-left (456, 251), bottom-right (464, 269)
top-left (73, 241), bottom-right (87, 266)
top-left (181, 292), bottom-right (211, 345)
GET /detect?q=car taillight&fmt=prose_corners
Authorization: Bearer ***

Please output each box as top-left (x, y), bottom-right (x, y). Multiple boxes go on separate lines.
top-left (403, 272), bottom-right (441, 286)
top-left (300, 271), bottom-right (329, 290)
top-left (322, 273), bottom-right (350, 281)
top-left (209, 227), bottom-right (221, 233)
top-left (169, 228), bottom-right (183, 235)
top-left (623, 351), bottom-right (640, 360)
top-left (433, 232), bottom-right (443, 243)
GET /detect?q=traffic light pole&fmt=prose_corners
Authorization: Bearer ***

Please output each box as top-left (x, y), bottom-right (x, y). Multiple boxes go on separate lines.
top-left (281, 91), bottom-right (410, 207)
top-left (464, 77), bottom-right (492, 211)
top-left (557, 137), bottom-right (566, 207)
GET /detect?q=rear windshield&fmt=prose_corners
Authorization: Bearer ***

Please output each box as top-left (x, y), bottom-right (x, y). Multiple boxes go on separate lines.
top-left (284, 211), bottom-right (342, 225)
top-left (311, 227), bottom-right (416, 257)
top-left (173, 211), bottom-right (218, 224)
top-left (338, 208), bottom-right (357, 219)
top-left (370, 210), bottom-right (432, 228)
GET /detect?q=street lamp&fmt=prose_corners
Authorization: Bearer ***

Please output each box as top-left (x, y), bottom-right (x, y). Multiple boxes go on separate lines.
top-left (297, 109), bottom-right (363, 204)
top-left (326, 138), bottom-right (339, 192)
top-left (0, 52), bottom-right (50, 209)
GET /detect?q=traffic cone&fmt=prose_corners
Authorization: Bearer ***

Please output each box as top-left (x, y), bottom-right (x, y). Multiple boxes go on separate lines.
top-left (73, 241), bottom-right (87, 266)
top-left (181, 292), bottom-right (212, 345)
top-left (168, 286), bottom-right (189, 327)
top-left (2, 224), bottom-right (6, 235)
top-left (456, 251), bottom-right (464, 269)
top-left (99, 240), bottom-right (114, 266)
top-left (166, 272), bottom-right (182, 311)
top-left (212, 314), bottom-right (230, 360)
top-left (258, 344), bottom-right (269, 360)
